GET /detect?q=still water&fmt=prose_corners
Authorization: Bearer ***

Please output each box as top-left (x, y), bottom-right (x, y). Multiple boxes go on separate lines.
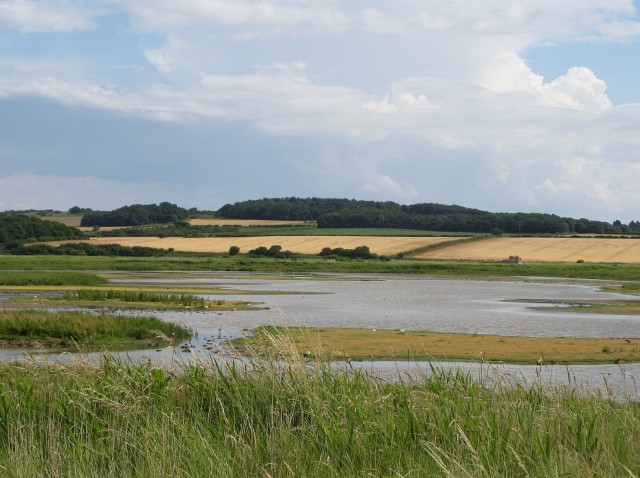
top-left (3, 272), bottom-right (640, 398)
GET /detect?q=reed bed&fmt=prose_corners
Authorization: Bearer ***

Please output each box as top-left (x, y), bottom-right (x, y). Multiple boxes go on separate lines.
top-left (0, 350), bottom-right (638, 477)
top-left (62, 289), bottom-right (207, 308)
top-left (0, 271), bottom-right (107, 287)
top-left (0, 310), bottom-right (191, 347)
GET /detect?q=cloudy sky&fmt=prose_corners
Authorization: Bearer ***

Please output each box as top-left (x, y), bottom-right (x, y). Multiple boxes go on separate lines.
top-left (1, 1), bottom-right (639, 222)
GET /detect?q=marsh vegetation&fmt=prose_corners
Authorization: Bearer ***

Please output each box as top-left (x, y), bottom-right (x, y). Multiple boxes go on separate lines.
top-left (0, 354), bottom-right (638, 477)
top-left (0, 310), bottom-right (191, 348)
top-left (61, 289), bottom-right (208, 308)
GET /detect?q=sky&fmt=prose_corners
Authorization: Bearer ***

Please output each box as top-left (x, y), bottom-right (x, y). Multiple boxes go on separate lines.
top-left (1, 1), bottom-right (639, 222)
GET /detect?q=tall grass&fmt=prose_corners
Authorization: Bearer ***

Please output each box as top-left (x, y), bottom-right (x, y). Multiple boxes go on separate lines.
top-left (62, 289), bottom-right (206, 307)
top-left (0, 353), bottom-right (638, 476)
top-left (0, 271), bottom-right (107, 286)
top-left (0, 310), bottom-right (191, 346)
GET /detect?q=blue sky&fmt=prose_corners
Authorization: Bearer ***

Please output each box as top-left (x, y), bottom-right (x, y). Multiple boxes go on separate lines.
top-left (1, 1), bottom-right (639, 222)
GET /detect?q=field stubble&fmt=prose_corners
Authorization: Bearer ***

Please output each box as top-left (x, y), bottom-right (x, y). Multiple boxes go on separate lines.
top-left (416, 236), bottom-right (640, 263)
top-left (43, 235), bottom-right (455, 255)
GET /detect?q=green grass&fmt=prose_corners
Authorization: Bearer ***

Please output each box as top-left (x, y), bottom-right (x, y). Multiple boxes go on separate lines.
top-left (0, 356), bottom-right (637, 477)
top-left (234, 226), bottom-right (473, 236)
top-left (0, 310), bottom-right (191, 347)
top-left (621, 283), bottom-right (640, 292)
top-left (2, 255), bottom-right (640, 281)
top-left (61, 289), bottom-right (207, 308)
top-left (0, 271), bottom-right (107, 287)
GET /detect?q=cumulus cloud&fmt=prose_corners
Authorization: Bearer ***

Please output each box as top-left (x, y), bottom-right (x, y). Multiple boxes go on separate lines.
top-left (542, 67), bottom-right (612, 110)
top-left (1, 1), bottom-right (640, 220)
top-left (532, 155), bottom-right (639, 215)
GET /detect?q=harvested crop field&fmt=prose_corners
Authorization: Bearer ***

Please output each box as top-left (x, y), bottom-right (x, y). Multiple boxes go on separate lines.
top-left (44, 236), bottom-right (453, 255)
top-left (415, 237), bottom-right (640, 263)
top-left (189, 218), bottom-right (310, 226)
top-left (42, 215), bottom-right (82, 227)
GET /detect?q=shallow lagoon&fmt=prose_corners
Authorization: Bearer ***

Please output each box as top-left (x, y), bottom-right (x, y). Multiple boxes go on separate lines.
top-left (2, 272), bottom-right (640, 398)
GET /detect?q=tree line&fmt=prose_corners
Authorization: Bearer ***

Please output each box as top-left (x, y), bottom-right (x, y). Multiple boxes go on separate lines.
top-left (217, 197), bottom-right (628, 234)
top-left (0, 214), bottom-right (171, 257)
top-left (0, 214), bottom-right (83, 247)
top-left (80, 202), bottom-right (189, 227)
top-left (4, 242), bottom-right (172, 257)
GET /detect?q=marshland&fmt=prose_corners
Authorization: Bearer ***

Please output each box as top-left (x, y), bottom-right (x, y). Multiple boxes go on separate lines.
top-left (2, 204), bottom-right (640, 476)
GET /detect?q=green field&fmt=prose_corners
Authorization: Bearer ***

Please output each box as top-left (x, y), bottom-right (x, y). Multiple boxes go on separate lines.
top-left (2, 255), bottom-right (640, 281)
top-left (0, 271), bottom-right (107, 286)
top-left (222, 226), bottom-right (474, 237)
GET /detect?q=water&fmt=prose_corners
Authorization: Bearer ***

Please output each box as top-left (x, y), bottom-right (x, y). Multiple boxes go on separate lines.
top-left (2, 272), bottom-right (639, 398)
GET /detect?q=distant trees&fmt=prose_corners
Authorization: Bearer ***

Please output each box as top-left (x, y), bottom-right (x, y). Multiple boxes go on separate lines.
top-left (80, 203), bottom-right (188, 227)
top-left (217, 197), bottom-right (626, 235)
top-left (248, 245), bottom-right (296, 258)
top-left (0, 214), bottom-right (83, 247)
top-left (68, 206), bottom-right (92, 214)
top-left (319, 246), bottom-right (376, 259)
top-left (217, 197), bottom-right (362, 221)
top-left (6, 242), bottom-right (172, 257)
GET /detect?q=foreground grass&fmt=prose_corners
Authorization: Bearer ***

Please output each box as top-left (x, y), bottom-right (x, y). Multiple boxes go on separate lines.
top-left (238, 326), bottom-right (640, 364)
top-left (0, 310), bottom-right (191, 348)
top-left (0, 356), bottom-right (637, 477)
top-left (2, 255), bottom-right (640, 281)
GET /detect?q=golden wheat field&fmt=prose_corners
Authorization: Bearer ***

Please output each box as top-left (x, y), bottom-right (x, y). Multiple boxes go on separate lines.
top-left (45, 236), bottom-right (451, 255)
top-left (415, 237), bottom-right (640, 263)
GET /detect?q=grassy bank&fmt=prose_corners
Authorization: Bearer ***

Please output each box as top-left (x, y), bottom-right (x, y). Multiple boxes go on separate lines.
top-left (0, 310), bottom-right (191, 348)
top-left (0, 271), bottom-right (107, 287)
top-left (0, 357), bottom-right (637, 477)
top-left (237, 326), bottom-right (640, 364)
top-left (2, 255), bottom-right (640, 281)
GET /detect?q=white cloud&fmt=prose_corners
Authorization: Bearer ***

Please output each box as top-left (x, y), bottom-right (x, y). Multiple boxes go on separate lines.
top-left (361, 172), bottom-right (418, 199)
top-left (535, 156), bottom-right (620, 210)
top-left (478, 52), bottom-right (612, 110)
top-left (116, 0), bottom-right (640, 43)
top-left (542, 67), bottom-right (612, 110)
top-left (122, 0), bottom-right (350, 34)
top-left (1, 1), bottom-right (640, 220)
top-left (143, 35), bottom-right (188, 75)
top-left (0, 0), bottom-right (103, 32)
